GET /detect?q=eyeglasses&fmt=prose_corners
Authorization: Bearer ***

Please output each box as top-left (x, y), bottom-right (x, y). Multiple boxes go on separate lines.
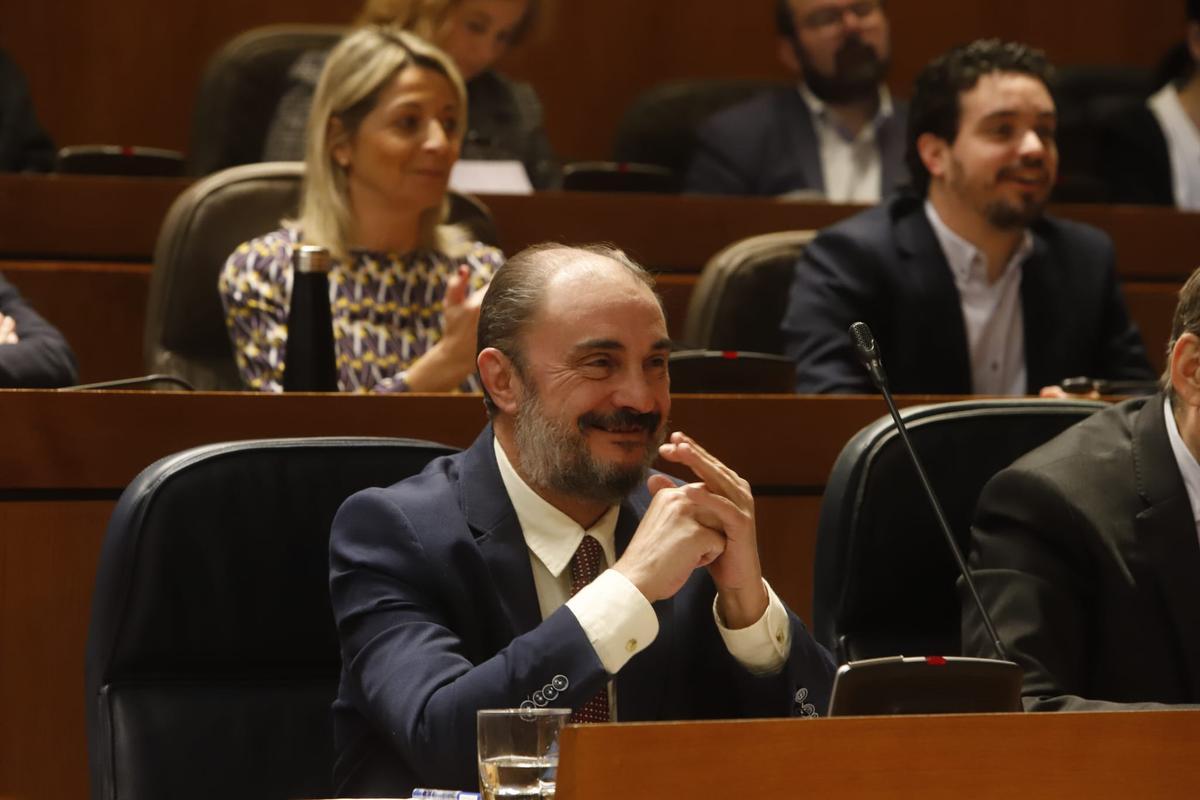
top-left (800, 0), bottom-right (883, 32)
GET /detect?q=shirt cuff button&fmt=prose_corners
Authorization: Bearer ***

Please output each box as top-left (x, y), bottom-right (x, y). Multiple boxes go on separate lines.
top-left (625, 638), bottom-right (638, 653)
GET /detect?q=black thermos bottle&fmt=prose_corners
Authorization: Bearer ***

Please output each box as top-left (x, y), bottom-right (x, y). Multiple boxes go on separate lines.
top-left (282, 245), bottom-right (338, 392)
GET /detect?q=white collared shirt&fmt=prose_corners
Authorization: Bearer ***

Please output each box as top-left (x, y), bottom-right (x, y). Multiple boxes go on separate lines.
top-left (924, 201), bottom-right (1034, 395)
top-left (1162, 397), bottom-right (1200, 547)
top-left (797, 84), bottom-right (895, 204)
top-left (492, 437), bottom-right (791, 720)
top-left (1147, 84), bottom-right (1200, 211)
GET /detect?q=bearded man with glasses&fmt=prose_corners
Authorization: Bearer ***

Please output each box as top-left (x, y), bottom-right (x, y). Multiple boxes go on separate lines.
top-left (685, 0), bottom-right (907, 201)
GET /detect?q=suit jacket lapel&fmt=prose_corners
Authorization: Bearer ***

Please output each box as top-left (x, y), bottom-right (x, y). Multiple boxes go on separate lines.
top-left (1019, 233), bottom-right (1059, 392)
top-left (786, 94), bottom-right (826, 194)
top-left (612, 484), bottom-right (671, 721)
top-left (459, 425), bottom-right (544, 637)
top-left (878, 103), bottom-right (907, 195)
top-left (893, 201), bottom-right (973, 390)
top-left (1131, 398), bottom-right (1200, 699)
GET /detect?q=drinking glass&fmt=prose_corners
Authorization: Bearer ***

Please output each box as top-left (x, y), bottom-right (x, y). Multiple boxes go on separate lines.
top-left (476, 707), bottom-right (569, 800)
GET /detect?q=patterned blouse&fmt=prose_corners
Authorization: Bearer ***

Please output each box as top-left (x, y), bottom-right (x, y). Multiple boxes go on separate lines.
top-left (219, 227), bottom-right (502, 393)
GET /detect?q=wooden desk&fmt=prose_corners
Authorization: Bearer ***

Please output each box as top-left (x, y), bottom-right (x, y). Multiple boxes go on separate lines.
top-left (557, 711), bottom-right (1200, 799)
top-left (1, 176), bottom-right (1195, 381)
top-left (2, 175), bottom-right (1197, 275)
top-left (0, 389), bottom-right (944, 800)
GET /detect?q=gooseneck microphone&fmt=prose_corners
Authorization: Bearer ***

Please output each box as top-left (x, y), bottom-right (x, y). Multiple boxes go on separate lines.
top-left (848, 321), bottom-right (1009, 662)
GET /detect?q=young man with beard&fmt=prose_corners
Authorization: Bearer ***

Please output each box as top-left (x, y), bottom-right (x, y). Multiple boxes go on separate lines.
top-left (781, 39), bottom-right (1155, 394)
top-left (685, 0), bottom-right (907, 200)
top-left (327, 244), bottom-right (836, 797)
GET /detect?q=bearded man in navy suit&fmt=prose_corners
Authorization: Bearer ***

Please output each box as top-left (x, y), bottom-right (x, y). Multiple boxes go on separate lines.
top-left (329, 243), bottom-right (836, 797)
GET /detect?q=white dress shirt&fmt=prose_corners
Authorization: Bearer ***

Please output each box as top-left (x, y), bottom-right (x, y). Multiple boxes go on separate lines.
top-left (1162, 397), bottom-right (1200, 549)
top-left (797, 84), bottom-right (895, 204)
top-left (1148, 84), bottom-right (1200, 211)
top-left (493, 437), bottom-right (791, 720)
top-left (924, 201), bottom-right (1034, 395)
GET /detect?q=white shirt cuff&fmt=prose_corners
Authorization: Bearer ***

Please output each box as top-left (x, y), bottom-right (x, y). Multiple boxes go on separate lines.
top-left (713, 579), bottom-right (791, 675)
top-left (565, 568), bottom-right (659, 674)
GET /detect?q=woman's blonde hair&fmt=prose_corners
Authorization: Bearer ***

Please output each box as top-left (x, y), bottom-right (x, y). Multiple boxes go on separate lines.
top-left (353, 0), bottom-right (541, 48)
top-left (298, 26), bottom-right (469, 262)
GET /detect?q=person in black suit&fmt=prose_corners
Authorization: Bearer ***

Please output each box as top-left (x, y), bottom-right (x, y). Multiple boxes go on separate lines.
top-left (0, 272), bottom-right (78, 387)
top-left (684, 0), bottom-right (907, 201)
top-left (964, 267), bottom-right (1200, 710)
top-left (1098, 0), bottom-right (1200, 209)
top-left (329, 244), bottom-right (836, 797)
top-left (0, 49), bottom-right (54, 173)
top-left (781, 39), bottom-right (1154, 394)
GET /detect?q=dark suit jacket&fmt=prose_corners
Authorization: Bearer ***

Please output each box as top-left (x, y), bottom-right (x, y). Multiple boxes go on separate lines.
top-left (1098, 101), bottom-right (1174, 206)
top-left (0, 272), bottom-right (78, 387)
top-left (964, 396), bottom-right (1200, 711)
top-left (329, 426), bottom-right (835, 797)
top-left (780, 193), bottom-right (1155, 394)
top-left (684, 86), bottom-right (908, 197)
top-left (0, 49), bottom-right (55, 173)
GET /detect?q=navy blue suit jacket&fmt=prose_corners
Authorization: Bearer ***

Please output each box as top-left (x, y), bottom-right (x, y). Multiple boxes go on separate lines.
top-left (684, 86), bottom-right (908, 197)
top-left (781, 193), bottom-right (1155, 394)
top-left (329, 426), bottom-right (835, 796)
top-left (0, 272), bottom-right (78, 387)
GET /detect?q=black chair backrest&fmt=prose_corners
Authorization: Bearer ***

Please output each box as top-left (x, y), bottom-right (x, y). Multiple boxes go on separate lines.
top-left (561, 161), bottom-right (681, 193)
top-left (188, 24), bottom-right (346, 176)
top-left (1051, 64), bottom-right (1153, 202)
top-left (613, 79), bottom-right (779, 176)
top-left (813, 399), bottom-right (1107, 664)
top-left (144, 161), bottom-right (497, 390)
top-left (682, 230), bottom-right (814, 353)
top-left (86, 436), bottom-right (458, 800)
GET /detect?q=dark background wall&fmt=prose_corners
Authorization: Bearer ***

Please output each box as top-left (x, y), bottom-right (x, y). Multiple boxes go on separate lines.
top-left (1, 0), bottom-right (1185, 161)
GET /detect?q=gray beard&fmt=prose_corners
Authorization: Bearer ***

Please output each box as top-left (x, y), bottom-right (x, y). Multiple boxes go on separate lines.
top-left (512, 390), bottom-right (664, 507)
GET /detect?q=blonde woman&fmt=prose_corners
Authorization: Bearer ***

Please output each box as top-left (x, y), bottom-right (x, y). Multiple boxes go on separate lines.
top-left (263, 0), bottom-right (558, 188)
top-left (220, 27), bottom-right (501, 393)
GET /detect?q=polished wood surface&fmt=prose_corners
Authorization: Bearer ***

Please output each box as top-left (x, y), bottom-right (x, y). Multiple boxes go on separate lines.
top-left (0, 389), bottom-right (947, 800)
top-left (1, 177), bottom-right (1194, 381)
top-left (3, 175), bottom-right (1198, 278)
top-left (2, 0), bottom-right (1185, 160)
top-left (556, 711), bottom-right (1200, 799)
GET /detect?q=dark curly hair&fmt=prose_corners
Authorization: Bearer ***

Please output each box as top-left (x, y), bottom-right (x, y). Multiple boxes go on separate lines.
top-left (905, 39), bottom-right (1055, 196)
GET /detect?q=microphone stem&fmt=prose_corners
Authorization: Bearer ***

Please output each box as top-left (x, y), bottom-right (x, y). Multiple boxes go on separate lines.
top-left (878, 389), bottom-right (1010, 662)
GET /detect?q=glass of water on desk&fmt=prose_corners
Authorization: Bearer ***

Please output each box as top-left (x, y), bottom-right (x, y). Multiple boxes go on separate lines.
top-left (477, 707), bottom-right (569, 799)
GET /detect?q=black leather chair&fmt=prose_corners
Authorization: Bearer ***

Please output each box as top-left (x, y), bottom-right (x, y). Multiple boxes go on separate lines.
top-left (144, 161), bottom-right (497, 390)
top-left (561, 161), bottom-right (681, 193)
top-left (612, 78), bottom-right (779, 178)
top-left (813, 399), bottom-right (1107, 664)
top-left (682, 230), bottom-right (814, 353)
top-left (1051, 64), bottom-right (1153, 202)
top-left (187, 24), bottom-right (346, 176)
top-left (85, 436), bottom-right (458, 800)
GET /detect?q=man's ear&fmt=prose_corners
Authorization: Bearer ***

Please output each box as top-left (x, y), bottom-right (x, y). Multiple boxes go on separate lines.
top-left (917, 132), bottom-right (950, 182)
top-left (477, 347), bottom-right (521, 415)
top-left (777, 36), bottom-right (801, 74)
top-left (328, 116), bottom-right (352, 170)
top-left (1170, 332), bottom-right (1200, 407)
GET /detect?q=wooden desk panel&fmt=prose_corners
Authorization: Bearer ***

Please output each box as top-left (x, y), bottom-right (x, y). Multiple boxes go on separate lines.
top-left (2, 175), bottom-right (1197, 279)
top-left (557, 711), bottom-right (1200, 799)
top-left (0, 390), bottom-right (930, 800)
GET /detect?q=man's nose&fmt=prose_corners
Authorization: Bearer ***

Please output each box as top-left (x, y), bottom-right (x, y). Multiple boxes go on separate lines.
top-left (1018, 128), bottom-right (1046, 160)
top-left (613, 369), bottom-right (657, 413)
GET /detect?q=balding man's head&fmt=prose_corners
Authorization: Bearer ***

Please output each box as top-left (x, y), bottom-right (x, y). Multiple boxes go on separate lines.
top-left (477, 243), bottom-right (662, 416)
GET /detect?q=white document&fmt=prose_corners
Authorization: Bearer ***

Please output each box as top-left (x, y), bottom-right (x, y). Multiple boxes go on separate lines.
top-left (449, 160), bottom-right (534, 195)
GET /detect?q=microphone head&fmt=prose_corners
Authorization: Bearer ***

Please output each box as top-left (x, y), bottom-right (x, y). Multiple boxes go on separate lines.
top-left (849, 321), bottom-right (879, 363)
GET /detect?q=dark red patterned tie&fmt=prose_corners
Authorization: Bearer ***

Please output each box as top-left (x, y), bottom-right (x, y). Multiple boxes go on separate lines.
top-left (569, 535), bottom-right (611, 723)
